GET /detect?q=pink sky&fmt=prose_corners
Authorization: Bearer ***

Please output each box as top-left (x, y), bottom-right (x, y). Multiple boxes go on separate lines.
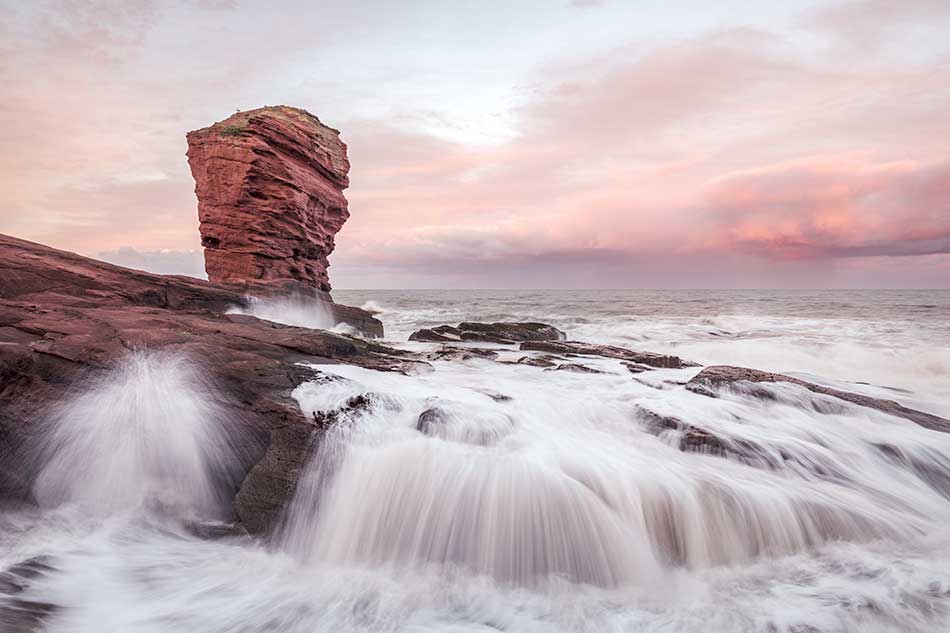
top-left (1, 0), bottom-right (948, 288)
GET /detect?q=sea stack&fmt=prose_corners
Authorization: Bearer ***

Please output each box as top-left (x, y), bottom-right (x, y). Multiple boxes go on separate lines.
top-left (186, 106), bottom-right (350, 293)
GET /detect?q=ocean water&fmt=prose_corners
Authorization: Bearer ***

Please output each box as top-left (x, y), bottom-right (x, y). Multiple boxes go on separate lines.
top-left (338, 289), bottom-right (950, 413)
top-left (3, 289), bottom-right (950, 633)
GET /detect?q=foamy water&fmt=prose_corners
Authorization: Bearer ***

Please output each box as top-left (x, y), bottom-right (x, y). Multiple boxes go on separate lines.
top-left (2, 290), bottom-right (949, 632)
top-left (338, 289), bottom-right (950, 414)
top-left (31, 352), bottom-right (244, 519)
top-left (227, 293), bottom-right (358, 335)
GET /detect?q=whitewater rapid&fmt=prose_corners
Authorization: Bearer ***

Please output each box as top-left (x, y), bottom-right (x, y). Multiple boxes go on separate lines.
top-left (3, 290), bottom-right (950, 632)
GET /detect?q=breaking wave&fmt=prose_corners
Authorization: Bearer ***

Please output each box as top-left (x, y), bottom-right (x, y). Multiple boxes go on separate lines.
top-left (3, 290), bottom-right (950, 633)
top-left (31, 351), bottom-right (243, 520)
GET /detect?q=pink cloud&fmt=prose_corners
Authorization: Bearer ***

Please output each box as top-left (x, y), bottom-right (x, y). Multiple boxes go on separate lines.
top-left (1, 2), bottom-right (948, 287)
top-left (332, 27), bottom-right (950, 286)
top-left (699, 158), bottom-right (950, 259)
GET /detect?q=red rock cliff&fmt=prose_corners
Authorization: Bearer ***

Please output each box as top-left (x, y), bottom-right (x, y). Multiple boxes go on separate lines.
top-left (186, 106), bottom-right (350, 292)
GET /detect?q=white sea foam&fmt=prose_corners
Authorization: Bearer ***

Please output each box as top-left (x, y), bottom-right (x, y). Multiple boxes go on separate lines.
top-left (227, 293), bottom-right (356, 334)
top-left (281, 360), bottom-right (950, 591)
top-left (30, 351), bottom-right (243, 520)
top-left (3, 290), bottom-right (950, 632)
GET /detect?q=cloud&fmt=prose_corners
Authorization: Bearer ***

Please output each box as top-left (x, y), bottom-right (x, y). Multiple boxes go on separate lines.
top-left (1, 2), bottom-right (949, 288)
top-left (98, 247), bottom-right (207, 278)
top-left (699, 159), bottom-right (950, 260)
top-left (332, 27), bottom-right (950, 286)
top-left (804, 0), bottom-right (950, 56)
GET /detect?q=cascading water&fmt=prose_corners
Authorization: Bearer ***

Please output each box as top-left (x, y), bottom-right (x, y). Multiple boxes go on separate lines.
top-left (3, 290), bottom-right (950, 633)
top-left (281, 360), bottom-right (950, 590)
top-left (228, 293), bottom-right (348, 332)
top-left (30, 351), bottom-right (244, 520)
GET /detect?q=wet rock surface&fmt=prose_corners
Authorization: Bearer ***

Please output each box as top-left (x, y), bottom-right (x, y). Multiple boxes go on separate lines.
top-left (872, 443), bottom-right (950, 499)
top-left (623, 362), bottom-right (653, 374)
top-left (312, 393), bottom-right (377, 430)
top-left (520, 340), bottom-right (698, 369)
top-left (547, 362), bottom-right (604, 374)
top-left (422, 346), bottom-right (500, 362)
top-left (0, 234), bottom-right (410, 533)
top-left (516, 354), bottom-right (560, 368)
top-left (636, 407), bottom-right (763, 462)
top-left (415, 406), bottom-right (448, 435)
top-left (634, 407), bottom-right (856, 481)
top-left (409, 322), bottom-right (565, 344)
top-left (414, 402), bottom-right (513, 446)
top-left (687, 365), bottom-right (950, 432)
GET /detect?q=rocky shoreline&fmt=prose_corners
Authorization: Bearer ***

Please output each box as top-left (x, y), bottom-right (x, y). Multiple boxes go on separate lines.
top-left (2, 106), bottom-right (947, 537)
top-left (3, 232), bottom-right (949, 533)
top-left (0, 233), bottom-right (397, 532)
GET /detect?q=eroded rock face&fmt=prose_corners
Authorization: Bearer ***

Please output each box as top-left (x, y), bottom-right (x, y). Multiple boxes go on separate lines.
top-left (0, 234), bottom-right (411, 532)
top-left (187, 106), bottom-right (350, 293)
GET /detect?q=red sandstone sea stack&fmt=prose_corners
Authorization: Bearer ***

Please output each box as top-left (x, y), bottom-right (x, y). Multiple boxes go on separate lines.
top-left (186, 106), bottom-right (350, 293)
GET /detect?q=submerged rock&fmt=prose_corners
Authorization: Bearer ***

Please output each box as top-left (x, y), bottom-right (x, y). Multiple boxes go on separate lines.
top-left (872, 443), bottom-right (950, 499)
top-left (312, 393), bottom-right (376, 429)
top-left (623, 361), bottom-right (653, 374)
top-left (520, 341), bottom-right (698, 369)
top-left (415, 406), bottom-right (448, 435)
top-left (548, 362), bottom-right (604, 374)
top-left (409, 322), bottom-right (565, 344)
top-left (634, 407), bottom-right (855, 483)
top-left (0, 556), bottom-right (58, 633)
top-left (414, 402), bottom-right (514, 446)
top-left (687, 365), bottom-right (950, 432)
top-left (422, 346), bottom-right (500, 362)
top-left (636, 407), bottom-right (760, 461)
top-left (516, 354), bottom-right (561, 368)
top-left (476, 390), bottom-right (513, 402)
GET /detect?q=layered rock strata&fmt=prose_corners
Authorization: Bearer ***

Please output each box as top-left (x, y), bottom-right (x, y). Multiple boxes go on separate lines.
top-left (186, 106), bottom-right (350, 294)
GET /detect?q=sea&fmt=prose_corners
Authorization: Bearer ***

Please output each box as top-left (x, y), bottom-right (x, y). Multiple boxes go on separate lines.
top-left (2, 289), bottom-right (950, 633)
